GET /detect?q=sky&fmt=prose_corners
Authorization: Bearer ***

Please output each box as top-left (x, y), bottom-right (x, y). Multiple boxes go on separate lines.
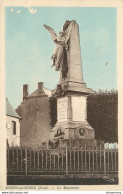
top-left (5, 7), bottom-right (117, 109)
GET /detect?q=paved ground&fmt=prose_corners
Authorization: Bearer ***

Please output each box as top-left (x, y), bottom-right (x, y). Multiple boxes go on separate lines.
top-left (7, 177), bottom-right (118, 185)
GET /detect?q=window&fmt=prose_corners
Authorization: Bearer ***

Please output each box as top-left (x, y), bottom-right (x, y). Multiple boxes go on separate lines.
top-left (12, 121), bottom-right (16, 135)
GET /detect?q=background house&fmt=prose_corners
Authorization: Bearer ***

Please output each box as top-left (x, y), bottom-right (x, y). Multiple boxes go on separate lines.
top-left (6, 98), bottom-right (21, 147)
top-left (16, 82), bottom-right (51, 147)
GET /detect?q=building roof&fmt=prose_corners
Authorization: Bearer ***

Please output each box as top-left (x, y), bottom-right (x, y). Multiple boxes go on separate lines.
top-left (29, 87), bottom-right (52, 97)
top-left (6, 99), bottom-right (21, 119)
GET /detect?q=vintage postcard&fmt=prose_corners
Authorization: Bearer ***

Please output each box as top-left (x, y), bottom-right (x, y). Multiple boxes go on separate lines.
top-left (0, 0), bottom-right (123, 191)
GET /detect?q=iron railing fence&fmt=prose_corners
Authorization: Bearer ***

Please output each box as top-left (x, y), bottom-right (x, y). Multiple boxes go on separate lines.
top-left (7, 145), bottom-right (118, 176)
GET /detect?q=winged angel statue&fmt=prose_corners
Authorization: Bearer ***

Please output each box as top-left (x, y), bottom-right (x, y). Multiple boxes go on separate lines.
top-left (44, 21), bottom-right (74, 79)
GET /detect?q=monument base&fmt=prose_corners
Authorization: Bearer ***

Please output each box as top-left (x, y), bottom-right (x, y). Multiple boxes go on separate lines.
top-left (58, 139), bottom-right (104, 148)
top-left (50, 121), bottom-right (99, 148)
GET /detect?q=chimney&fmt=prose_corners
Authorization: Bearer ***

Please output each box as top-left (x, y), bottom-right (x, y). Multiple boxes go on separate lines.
top-left (23, 84), bottom-right (29, 100)
top-left (38, 82), bottom-right (44, 94)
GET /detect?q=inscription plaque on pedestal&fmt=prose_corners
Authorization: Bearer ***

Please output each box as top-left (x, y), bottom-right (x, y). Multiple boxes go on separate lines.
top-left (57, 97), bottom-right (68, 122)
top-left (72, 96), bottom-right (86, 122)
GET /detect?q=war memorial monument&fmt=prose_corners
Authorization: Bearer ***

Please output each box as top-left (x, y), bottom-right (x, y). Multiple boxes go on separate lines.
top-left (44, 20), bottom-right (102, 148)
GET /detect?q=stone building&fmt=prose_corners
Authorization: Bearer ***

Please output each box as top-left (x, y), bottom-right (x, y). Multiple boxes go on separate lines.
top-left (16, 82), bottom-right (51, 147)
top-left (6, 98), bottom-right (21, 147)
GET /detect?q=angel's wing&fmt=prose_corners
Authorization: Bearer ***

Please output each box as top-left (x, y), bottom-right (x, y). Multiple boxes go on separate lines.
top-left (44, 24), bottom-right (57, 42)
top-left (64, 21), bottom-right (74, 43)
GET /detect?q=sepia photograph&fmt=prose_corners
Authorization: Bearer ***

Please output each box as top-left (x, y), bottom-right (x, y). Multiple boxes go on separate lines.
top-left (0, 0), bottom-right (123, 191)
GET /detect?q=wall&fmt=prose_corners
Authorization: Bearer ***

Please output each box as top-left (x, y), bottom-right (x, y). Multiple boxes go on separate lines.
top-left (6, 115), bottom-right (20, 146)
top-left (16, 95), bottom-right (51, 147)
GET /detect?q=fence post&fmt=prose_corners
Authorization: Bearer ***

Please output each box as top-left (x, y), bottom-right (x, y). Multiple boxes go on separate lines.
top-left (66, 145), bottom-right (68, 175)
top-left (104, 148), bottom-right (106, 175)
top-left (25, 149), bottom-right (27, 175)
top-left (7, 148), bottom-right (9, 172)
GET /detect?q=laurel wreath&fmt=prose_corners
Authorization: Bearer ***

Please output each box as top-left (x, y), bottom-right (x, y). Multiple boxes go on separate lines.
top-left (79, 128), bottom-right (85, 136)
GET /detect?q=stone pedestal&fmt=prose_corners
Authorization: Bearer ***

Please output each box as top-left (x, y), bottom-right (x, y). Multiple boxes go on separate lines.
top-left (50, 93), bottom-right (95, 146)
